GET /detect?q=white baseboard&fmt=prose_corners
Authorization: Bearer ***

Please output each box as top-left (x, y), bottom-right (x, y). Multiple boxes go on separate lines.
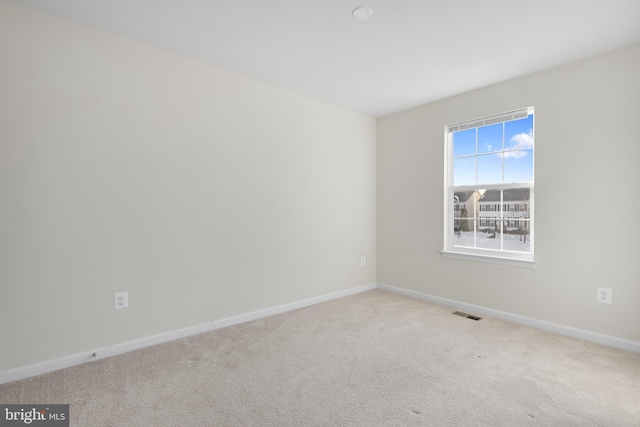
top-left (0, 283), bottom-right (376, 385)
top-left (377, 283), bottom-right (640, 354)
top-left (5, 281), bottom-right (635, 385)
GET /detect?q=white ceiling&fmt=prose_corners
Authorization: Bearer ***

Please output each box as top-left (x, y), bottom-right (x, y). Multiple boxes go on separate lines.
top-left (8, 0), bottom-right (640, 117)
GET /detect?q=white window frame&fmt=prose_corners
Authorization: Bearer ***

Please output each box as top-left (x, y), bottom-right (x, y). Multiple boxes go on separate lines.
top-left (441, 107), bottom-right (537, 268)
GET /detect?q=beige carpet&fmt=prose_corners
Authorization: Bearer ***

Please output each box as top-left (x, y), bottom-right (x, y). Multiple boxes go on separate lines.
top-left (1, 290), bottom-right (639, 426)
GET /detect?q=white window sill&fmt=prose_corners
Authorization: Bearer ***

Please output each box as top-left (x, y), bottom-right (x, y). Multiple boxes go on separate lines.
top-left (440, 250), bottom-right (538, 269)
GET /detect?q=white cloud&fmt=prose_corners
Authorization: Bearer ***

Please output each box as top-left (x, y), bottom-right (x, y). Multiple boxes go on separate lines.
top-left (510, 131), bottom-right (534, 149)
top-left (501, 130), bottom-right (533, 159)
top-left (502, 150), bottom-right (528, 159)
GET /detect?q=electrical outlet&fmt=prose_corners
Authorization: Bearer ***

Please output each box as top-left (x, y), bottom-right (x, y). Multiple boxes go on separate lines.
top-left (115, 291), bottom-right (128, 309)
top-left (597, 287), bottom-right (611, 304)
top-left (360, 256), bottom-right (366, 266)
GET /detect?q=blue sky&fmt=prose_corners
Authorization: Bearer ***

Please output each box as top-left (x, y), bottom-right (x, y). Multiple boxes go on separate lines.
top-left (453, 114), bottom-right (533, 185)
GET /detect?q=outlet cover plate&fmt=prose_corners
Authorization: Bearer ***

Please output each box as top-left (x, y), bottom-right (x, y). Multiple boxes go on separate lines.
top-left (115, 291), bottom-right (128, 309)
top-left (597, 287), bottom-right (612, 304)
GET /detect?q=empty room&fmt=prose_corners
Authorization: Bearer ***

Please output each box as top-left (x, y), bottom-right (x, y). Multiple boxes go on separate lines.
top-left (1, 0), bottom-right (639, 425)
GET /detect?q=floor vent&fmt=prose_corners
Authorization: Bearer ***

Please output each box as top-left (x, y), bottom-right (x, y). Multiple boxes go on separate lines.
top-left (452, 311), bottom-right (482, 321)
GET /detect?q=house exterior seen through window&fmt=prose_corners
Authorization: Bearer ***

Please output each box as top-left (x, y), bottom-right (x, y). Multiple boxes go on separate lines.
top-left (443, 107), bottom-right (535, 267)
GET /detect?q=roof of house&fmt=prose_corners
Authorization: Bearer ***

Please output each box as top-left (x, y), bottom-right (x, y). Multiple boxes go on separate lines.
top-left (453, 191), bottom-right (477, 204)
top-left (478, 189), bottom-right (530, 203)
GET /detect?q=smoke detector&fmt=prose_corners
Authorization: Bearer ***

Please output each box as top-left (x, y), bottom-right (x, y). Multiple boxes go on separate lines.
top-left (352, 7), bottom-right (373, 21)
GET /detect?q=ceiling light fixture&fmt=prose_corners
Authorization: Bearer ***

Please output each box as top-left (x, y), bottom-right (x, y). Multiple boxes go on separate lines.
top-left (352, 6), bottom-right (373, 21)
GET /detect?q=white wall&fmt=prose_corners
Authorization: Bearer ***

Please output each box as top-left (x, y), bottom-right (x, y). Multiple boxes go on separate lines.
top-left (378, 44), bottom-right (640, 343)
top-left (0, 1), bottom-right (376, 373)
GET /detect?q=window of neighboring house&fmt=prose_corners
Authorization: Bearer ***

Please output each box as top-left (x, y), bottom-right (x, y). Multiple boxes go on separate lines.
top-left (442, 107), bottom-right (536, 268)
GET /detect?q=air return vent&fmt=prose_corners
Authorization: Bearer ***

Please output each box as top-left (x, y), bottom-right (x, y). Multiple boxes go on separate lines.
top-left (452, 311), bottom-right (482, 321)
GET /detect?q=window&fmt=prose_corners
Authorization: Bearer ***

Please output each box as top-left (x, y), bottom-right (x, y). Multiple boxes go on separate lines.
top-left (442, 107), bottom-right (535, 268)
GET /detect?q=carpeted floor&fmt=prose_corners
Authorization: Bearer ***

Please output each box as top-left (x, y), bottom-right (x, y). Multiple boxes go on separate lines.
top-left (1, 290), bottom-right (639, 426)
